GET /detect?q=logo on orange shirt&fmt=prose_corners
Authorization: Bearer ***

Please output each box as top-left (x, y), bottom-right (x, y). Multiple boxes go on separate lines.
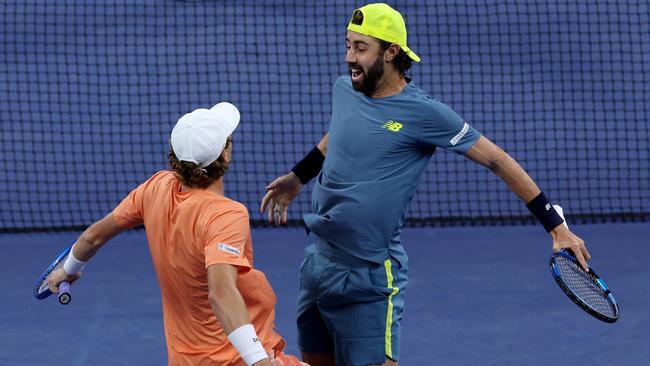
top-left (217, 243), bottom-right (241, 257)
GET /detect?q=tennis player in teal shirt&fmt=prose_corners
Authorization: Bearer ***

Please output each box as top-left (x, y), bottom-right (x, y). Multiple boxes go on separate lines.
top-left (261, 3), bottom-right (591, 366)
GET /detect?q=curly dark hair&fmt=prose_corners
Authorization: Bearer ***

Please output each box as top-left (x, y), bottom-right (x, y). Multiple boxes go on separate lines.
top-left (168, 139), bottom-right (231, 189)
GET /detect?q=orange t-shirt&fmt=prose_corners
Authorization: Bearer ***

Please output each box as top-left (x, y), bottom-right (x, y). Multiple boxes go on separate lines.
top-left (113, 170), bottom-right (283, 366)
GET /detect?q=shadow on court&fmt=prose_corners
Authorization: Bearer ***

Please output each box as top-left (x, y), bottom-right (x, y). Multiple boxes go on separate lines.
top-left (1, 223), bottom-right (648, 365)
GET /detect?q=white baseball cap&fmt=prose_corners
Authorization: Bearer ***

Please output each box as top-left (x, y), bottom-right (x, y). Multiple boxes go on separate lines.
top-left (170, 102), bottom-right (240, 167)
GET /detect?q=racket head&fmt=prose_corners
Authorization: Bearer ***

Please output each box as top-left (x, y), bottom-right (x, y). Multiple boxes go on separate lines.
top-left (34, 245), bottom-right (72, 300)
top-left (549, 250), bottom-right (620, 323)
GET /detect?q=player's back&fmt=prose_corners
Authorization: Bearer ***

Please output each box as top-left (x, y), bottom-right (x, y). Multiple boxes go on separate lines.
top-left (113, 170), bottom-right (281, 365)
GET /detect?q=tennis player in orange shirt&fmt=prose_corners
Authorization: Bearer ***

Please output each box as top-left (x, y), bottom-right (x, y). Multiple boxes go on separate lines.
top-left (47, 102), bottom-right (307, 366)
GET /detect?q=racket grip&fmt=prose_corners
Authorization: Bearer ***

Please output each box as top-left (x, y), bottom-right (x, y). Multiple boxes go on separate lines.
top-left (58, 281), bottom-right (71, 305)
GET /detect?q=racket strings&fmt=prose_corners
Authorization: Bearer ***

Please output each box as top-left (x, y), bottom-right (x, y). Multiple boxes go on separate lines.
top-left (556, 257), bottom-right (616, 317)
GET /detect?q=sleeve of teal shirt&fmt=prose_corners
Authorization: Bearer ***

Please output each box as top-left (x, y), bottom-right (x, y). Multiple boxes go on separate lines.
top-left (420, 99), bottom-right (481, 154)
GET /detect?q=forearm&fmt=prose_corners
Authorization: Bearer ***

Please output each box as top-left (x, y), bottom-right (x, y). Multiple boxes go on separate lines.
top-left (465, 136), bottom-right (564, 231)
top-left (465, 136), bottom-right (540, 203)
top-left (209, 284), bottom-right (252, 334)
top-left (72, 213), bottom-right (123, 261)
top-left (208, 264), bottom-right (269, 366)
top-left (487, 152), bottom-right (540, 203)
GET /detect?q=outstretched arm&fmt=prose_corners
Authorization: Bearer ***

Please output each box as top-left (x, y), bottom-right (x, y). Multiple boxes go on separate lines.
top-left (47, 212), bottom-right (125, 292)
top-left (464, 136), bottom-right (540, 202)
top-left (260, 133), bottom-right (329, 225)
top-left (464, 135), bottom-right (591, 269)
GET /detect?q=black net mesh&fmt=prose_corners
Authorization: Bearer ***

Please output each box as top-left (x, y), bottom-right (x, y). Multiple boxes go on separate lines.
top-left (1, 1), bottom-right (648, 232)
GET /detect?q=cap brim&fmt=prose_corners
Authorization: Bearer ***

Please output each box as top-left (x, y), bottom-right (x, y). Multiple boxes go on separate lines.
top-left (401, 45), bottom-right (420, 62)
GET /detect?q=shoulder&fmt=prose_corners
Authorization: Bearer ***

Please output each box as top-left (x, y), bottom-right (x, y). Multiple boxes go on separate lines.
top-left (200, 195), bottom-right (249, 221)
top-left (425, 99), bottom-right (459, 119)
top-left (334, 75), bottom-right (352, 91)
top-left (404, 87), bottom-right (460, 121)
top-left (147, 170), bottom-right (176, 184)
top-left (401, 82), bottom-right (447, 111)
top-left (221, 199), bottom-right (249, 218)
top-left (189, 194), bottom-right (250, 239)
top-left (133, 170), bottom-right (175, 194)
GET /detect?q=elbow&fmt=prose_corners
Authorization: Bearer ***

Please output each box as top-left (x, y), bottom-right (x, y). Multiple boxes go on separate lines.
top-left (486, 149), bottom-right (515, 175)
top-left (208, 291), bottom-right (220, 312)
top-left (209, 282), bottom-right (236, 313)
top-left (487, 157), bottom-right (504, 174)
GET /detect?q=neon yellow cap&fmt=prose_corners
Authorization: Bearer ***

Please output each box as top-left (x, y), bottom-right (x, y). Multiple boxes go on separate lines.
top-left (347, 3), bottom-right (420, 63)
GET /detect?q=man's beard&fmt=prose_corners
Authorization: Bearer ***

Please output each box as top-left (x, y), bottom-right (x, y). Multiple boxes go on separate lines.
top-left (350, 56), bottom-right (384, 97)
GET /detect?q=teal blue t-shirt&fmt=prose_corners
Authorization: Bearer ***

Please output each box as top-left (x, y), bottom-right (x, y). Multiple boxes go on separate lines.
top-left (304, 76), bottom-right (481, 264)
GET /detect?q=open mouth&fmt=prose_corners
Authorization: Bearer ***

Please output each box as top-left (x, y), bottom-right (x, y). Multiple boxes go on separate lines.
top-left (350, 67), bottom-right (363, 82)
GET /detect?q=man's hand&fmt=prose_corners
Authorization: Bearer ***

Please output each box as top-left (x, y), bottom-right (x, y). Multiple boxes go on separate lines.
top-left (265, 350), bottom-right (310, 366)
top-left (550, 224), bottom-right (591, 271)
top-left (253, 359), bottom-right (272, 366)
top-left (260, 172), bottom-right (303, 225)
top-left (47, 267), bottom-right (80, 293)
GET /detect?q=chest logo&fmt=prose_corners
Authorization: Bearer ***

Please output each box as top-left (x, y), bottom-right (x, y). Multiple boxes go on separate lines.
top-left (382, 120), bottom-right (404, 132)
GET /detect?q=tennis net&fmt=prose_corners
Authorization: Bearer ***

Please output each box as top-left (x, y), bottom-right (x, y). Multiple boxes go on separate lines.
top-left (1, 0), bottom-right (648, 232)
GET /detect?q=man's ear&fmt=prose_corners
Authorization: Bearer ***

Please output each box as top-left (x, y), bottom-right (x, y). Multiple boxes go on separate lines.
top-left (385, 43), bottom-right (401, 63)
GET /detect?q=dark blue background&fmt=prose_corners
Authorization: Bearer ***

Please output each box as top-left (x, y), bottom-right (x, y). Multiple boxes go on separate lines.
top-left (1, 0), bottom-right (648, 231)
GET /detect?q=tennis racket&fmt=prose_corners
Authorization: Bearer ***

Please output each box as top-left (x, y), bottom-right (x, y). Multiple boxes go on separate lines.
top-left (34, 245), bottom-right (73, 305)
top-left (549, 205), bottom-right (620, 323)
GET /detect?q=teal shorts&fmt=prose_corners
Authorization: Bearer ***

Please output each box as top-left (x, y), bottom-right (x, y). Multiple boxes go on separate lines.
top-left (297, 240), bottom-right (408, 366)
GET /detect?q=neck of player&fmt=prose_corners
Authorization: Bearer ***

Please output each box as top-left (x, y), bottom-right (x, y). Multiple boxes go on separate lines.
top-left (370, 69), bottom-right (407, 98)
top-left (181, 178), bottom-right (225, 195)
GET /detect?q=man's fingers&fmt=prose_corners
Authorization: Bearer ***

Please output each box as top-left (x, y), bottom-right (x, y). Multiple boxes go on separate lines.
top-left (265, 176), bottom-right (283, 191)
top-left (260, 190), bottom-right (274, 213)
top-left (273, 203), bottom-right (284, 225)
top-left (573, 249), bottom-right (589, 272)
top-left (47, 280), bottom-right (58, 293)
top-left (267, 199), bottom-right (276, 223)
top-left (581, 244), bottom-right (592, 261)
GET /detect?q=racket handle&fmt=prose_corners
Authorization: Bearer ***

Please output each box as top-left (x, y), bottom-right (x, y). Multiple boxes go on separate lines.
top-left (58, 281), bottom-right (71, 305)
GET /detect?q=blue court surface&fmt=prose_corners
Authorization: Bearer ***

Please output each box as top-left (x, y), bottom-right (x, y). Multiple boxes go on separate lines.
top-left (2, 223), bottom-right (648, 365)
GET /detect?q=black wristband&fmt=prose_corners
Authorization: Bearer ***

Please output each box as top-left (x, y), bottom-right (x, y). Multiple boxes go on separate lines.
top-left (526, 192), bottom-right (565, 232)
top-left (291, 146), bottom-right (325, 184)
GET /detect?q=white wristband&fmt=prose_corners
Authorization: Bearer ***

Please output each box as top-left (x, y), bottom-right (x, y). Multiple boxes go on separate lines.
top-left (227, 324), bottom-right (267, 366)
top-left (63, 244), bottom-right (87, 275)
top-left (552, 204), bottom-right (569, 229)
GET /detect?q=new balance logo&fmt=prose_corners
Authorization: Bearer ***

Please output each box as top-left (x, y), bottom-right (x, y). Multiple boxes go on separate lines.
top-left (382, 120), bottom-right (404, 132)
